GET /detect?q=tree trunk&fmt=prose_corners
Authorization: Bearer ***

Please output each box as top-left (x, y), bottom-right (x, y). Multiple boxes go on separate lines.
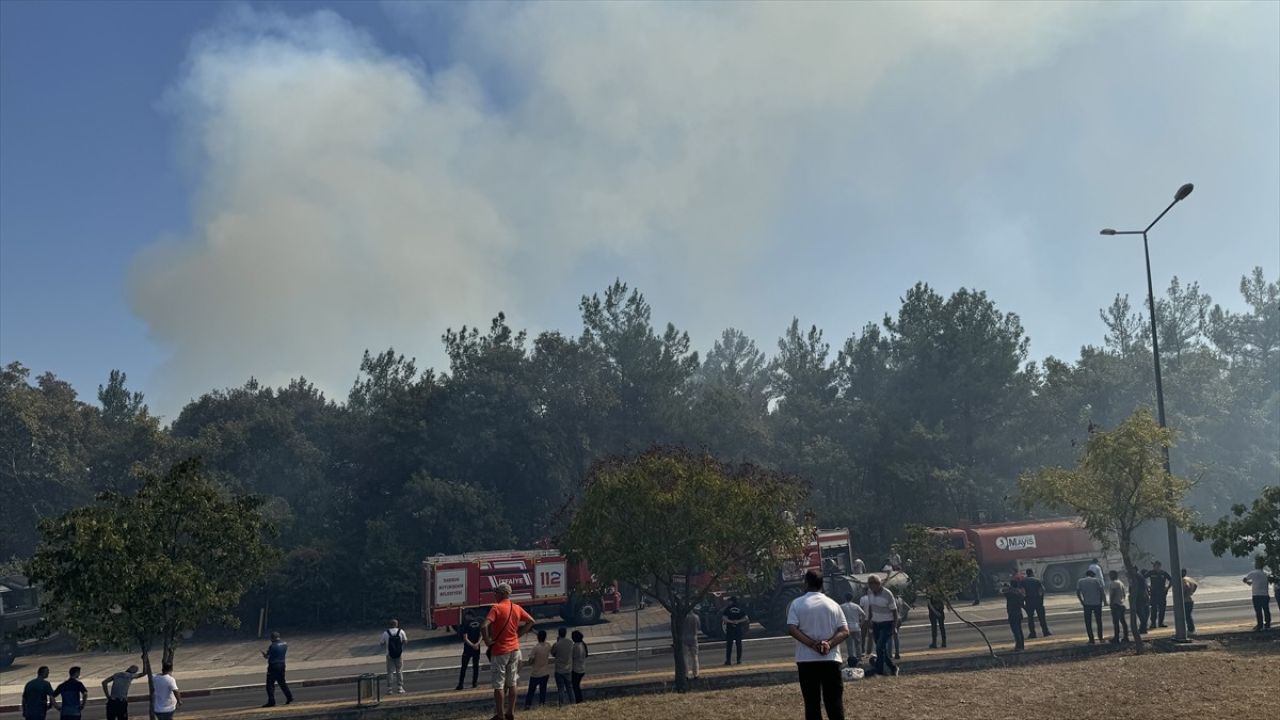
top-left (670, 610), bottom-right (689, 693)
top-left (139, 640), bottom-right (156, 720)
top-left (1119, 543), bottom-right (1144, 655)
top-left (945, 602), bottom-right (1000, 662)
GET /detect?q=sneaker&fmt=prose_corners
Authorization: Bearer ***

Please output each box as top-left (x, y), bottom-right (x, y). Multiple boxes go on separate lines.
top-left (1088, 639), bottom-right (1096, 645)
top-left (893, 654), bottom-right (900, 660)
top-left (1044, 631), bottom-right (1052, 636)
top-left (285, 698), bottom-right (293, 705)
top-left (262, 703), bottom-right (276, 708)
top-left (941, 642), bottom-right (947, 648)
top-left (455, 685), bottom-right (463, 691)
top-left (928, 643), bottom-right (937, 649)
top-left (1028, 633), bottom-right (1037, 639)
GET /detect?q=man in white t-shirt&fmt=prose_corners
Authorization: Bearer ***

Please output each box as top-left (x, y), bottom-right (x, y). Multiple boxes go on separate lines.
top-left (859, 575), bottom-right (898, 677)
top-left (787, 570), bottom-right (848, 720)
top-left (1243, 558), bottom-right (1273, 630)
top-left (838, 593), bottom-right (866, 667)
top-left (151, 663), bottom-right (180, 720)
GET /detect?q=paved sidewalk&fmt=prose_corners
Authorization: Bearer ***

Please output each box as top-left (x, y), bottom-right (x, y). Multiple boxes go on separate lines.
top-left (0, 574), bottom-right (1246, 700)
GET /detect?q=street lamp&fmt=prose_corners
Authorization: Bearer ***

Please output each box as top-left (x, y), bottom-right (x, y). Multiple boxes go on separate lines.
top-left (1099, 182), bottom-right (1194, 642)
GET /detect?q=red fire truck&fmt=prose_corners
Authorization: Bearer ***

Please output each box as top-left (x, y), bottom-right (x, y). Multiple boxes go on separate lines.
top-left (421, 549), bottom-right (620, 632)
top-left (932, 518), bottom-right (1121, 595)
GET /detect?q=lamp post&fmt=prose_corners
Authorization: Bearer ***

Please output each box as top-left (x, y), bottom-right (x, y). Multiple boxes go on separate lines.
top-left (1099, 181), bottom-right (1194, 642)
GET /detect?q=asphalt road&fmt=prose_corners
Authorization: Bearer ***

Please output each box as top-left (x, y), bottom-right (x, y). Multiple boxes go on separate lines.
top-left (156, 600), bottom-right (1260, 716)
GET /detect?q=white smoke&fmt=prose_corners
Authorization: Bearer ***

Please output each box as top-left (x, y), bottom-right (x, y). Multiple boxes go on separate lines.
top-left (128, 2), bottom-right (1268, 414)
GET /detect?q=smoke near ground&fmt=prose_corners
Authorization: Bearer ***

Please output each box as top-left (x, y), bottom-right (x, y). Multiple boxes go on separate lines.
top-left (127, 3), bottom-right (1278, 412)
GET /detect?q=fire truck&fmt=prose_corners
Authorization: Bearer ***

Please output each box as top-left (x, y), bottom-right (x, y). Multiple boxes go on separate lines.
top-left (421, 549), bottom-right (620, 632)
top-left (697, 527), bottom-right (908, 637)
top-left (932, 518), bottom-right (1122, 595)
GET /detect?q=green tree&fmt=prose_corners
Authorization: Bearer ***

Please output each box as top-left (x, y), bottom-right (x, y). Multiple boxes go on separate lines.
top-left (1193, 486), bottom-right (1280, 579)
top-left (1019, 409), bottom-right (1191, 653)
top-left (26, 458), bottom-right (276, 712)
top-left (896, 525), bottom-right (995, 657)
top-left (564, 448), bottom-right (809, 692)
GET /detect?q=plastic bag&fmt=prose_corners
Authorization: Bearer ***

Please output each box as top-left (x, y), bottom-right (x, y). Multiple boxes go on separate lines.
top-left (842, 666), bottom-right (865, 682)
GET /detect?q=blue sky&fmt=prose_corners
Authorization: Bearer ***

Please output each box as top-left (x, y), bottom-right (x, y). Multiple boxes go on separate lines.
top-left (2, 1), bottom-right (1277, 419)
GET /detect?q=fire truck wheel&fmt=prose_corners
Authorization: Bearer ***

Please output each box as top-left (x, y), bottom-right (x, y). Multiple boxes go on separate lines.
top-left (569, 598), bottom-right (603, 625)
top-left (0, 641), bottom-right (16, 669)
top-left (763, 587), bottom-right (804, 633)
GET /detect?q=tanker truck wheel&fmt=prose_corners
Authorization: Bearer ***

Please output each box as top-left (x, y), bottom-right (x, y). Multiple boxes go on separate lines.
top-left (1044, 565), bottom-right (1073, 593)
top-left (762, 587), bottom-right (804, 633)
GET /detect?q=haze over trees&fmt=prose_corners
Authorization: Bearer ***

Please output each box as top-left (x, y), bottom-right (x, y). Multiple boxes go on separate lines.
top-left (2, 268), bottom-right (1276, 627)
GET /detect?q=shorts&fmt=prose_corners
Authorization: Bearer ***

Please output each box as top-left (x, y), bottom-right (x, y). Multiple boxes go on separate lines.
top-left (490, 650), bottom-right (521, 690)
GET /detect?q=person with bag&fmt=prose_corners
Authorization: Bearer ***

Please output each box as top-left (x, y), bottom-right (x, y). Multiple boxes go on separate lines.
top-left (482, 582), bottom-right (535, 720)
top-left (381, 619), bottom-right (408, 694)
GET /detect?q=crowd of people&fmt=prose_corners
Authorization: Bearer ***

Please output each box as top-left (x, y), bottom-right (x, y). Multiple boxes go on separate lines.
top-left (21, 663), bottom-right (180, 720)
top-left (18, 559), bottom-right (1278, 720)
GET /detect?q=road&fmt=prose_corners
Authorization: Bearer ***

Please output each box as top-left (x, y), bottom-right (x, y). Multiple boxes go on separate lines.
top-left (160, 600), bottom-right (1258, 716)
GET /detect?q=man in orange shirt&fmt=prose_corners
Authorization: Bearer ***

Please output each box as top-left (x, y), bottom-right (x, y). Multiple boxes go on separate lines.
top-left (483, 582), bottom-right (535, 720)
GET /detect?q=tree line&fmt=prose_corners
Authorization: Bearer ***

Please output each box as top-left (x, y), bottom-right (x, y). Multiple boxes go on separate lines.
top-left (2, 268), bottom-right (1276, 627)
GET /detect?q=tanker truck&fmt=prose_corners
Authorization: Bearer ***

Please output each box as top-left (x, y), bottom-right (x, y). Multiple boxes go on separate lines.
top-left (932, 519), bottom-right (1121, 596)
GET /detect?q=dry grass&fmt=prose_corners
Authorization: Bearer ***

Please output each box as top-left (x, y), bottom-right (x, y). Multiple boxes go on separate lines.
top-left (434, 640), bottom-right (1277, 720)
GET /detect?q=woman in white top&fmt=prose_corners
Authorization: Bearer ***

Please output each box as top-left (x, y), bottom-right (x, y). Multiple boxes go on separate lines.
top-left (523, 630), bottom-right (552, 708)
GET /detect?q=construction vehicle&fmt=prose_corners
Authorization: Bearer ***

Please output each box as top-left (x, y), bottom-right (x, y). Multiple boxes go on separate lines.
top-left (697, 528), bottom-right (910, 637)
top-left (1, 576), bottom-right (42, 669)
top-left (421, 549), bottom-right (620, 632)
top-left (932, 518), bottom-right (1121, 595)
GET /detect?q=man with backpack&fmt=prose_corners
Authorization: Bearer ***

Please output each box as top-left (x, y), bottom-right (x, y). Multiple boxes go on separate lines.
top-left (1022, 568), bottom-right (1051, 638)
top-left (381, 619), bottom-right (408, 694)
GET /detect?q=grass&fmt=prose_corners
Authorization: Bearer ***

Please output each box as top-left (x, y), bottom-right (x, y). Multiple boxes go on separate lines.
top-left (426, 637), bottom-right (1277, 720)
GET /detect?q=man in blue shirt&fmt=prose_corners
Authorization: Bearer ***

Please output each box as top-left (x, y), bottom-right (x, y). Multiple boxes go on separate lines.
top-left (52, 667), bottom-right (87, 720)
top-left (261, 631), bottom-right (293, 707)
top-left (21, 666), bottom-right (54, 720)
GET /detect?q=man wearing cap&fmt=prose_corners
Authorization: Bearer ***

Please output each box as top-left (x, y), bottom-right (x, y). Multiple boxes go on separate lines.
top-left (483, 582), bottom-right (535, 720)
top-left (261, 631), bottom-right (293, 707)
top-left (101, 665), bottom-right (144, 720)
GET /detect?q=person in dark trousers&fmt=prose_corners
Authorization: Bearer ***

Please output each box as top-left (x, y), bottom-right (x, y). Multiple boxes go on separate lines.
top-left (786, 569), bottom-right (849, 720)
top-left (859, 574), bottom-right (899, 677)
top-left (721, 596), bottom-right (748, 665)
top-left (1181, 569), bottom-right (1198, 633)
top-left (52, 667), bottom-right (87, 720)
top-left (1108, 570), bottom-right (1130, 643)
top-left (261, 631), bottom-right (293, 707)
top-left (455, 615), bottom-right (482, 690)
top-left (1001, 581), bottom-right (1025, 651)
top-left (570, 631), bottom-right (588, 704)
top-left (1243, 557), bottom-right (1272, 630)
top-left (1130, 568), bottom-right (1149, 635)
top-left (1022, 569), bottom-right (1050, 638)
top-left (926, 593), bottom-right (946, 649)
top-left (550, 627), bottom-right (574, 705)
top-left (1077, 570), bottom-right (1105, 644)
top-left (21, 666), bottom-right (54, 720)
top-left (102, 665), bottom-right (144, 720)
top-left (1144, 561), bottom-right (1173, 629)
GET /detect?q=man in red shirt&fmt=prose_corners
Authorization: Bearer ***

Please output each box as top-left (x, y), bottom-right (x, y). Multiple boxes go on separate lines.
top-left (483, 582), bottom-right (535, 720)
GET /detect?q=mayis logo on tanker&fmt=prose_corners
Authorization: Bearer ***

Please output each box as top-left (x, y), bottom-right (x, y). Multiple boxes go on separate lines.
top-left (994, 534), bottom-right (1038, 551)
